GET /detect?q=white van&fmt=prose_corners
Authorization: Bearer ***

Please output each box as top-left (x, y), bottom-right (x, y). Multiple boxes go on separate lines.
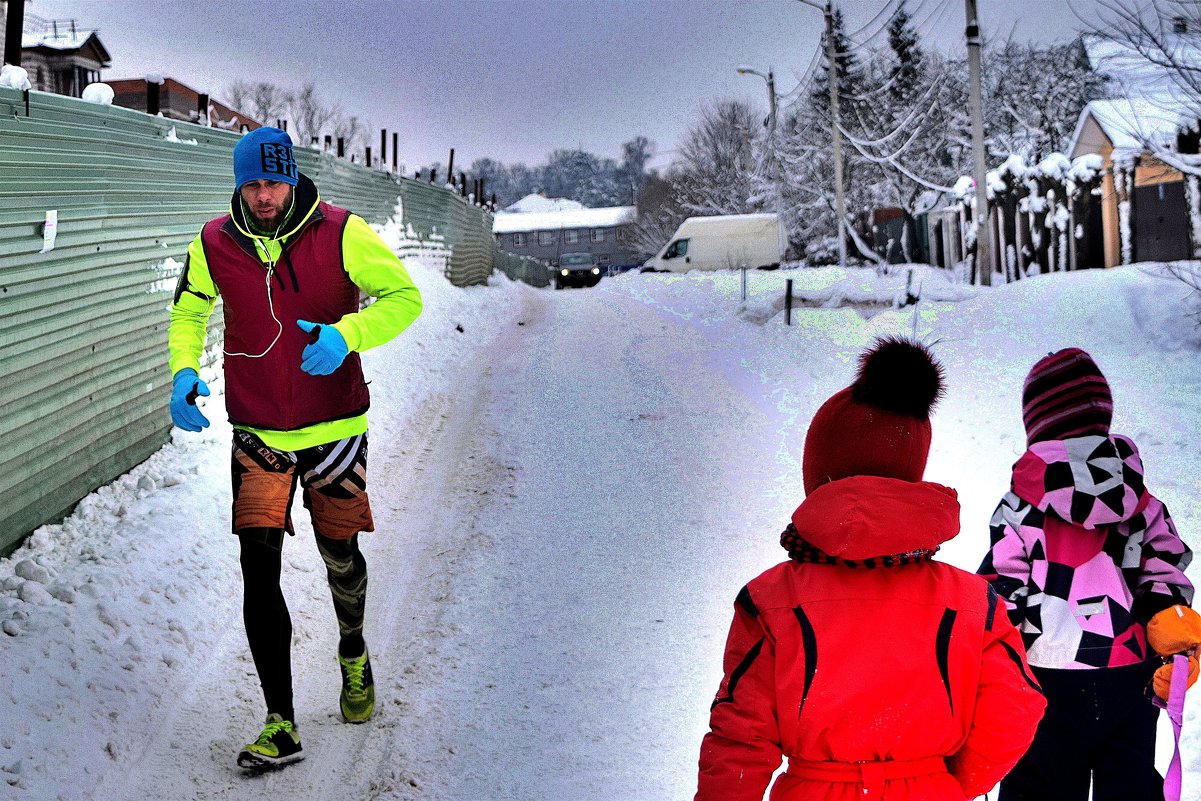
top-left (642, 213), bottom-right (785, 273)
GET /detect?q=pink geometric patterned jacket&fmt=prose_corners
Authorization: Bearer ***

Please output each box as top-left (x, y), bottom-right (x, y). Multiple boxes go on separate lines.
top-left (979, 434), bottom-right (1193, 670)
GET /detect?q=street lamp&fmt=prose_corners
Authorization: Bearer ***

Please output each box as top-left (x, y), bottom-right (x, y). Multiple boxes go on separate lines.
top-left (736, 65), bottom-right (783, 235)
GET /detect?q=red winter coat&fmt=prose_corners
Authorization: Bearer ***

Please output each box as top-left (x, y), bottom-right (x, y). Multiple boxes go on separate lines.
top-left (695, 476), bottom-right (1046, 801)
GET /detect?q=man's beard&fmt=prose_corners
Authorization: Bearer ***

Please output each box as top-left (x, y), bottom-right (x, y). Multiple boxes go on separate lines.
top-left (248, 190), bottom-right (294, 232)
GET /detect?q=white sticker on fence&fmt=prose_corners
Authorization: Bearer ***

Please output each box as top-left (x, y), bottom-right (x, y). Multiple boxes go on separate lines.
top-left (39, 209), bottom-right (58, 254)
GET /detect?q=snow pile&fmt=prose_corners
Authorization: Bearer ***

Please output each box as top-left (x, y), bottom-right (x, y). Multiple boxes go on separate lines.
top-left (0, 64), bottom-right (31, 91)
top-left (81, 83), bottom-right (114, 105)
top-left (163, 126), bottom-right (198, 146)
top-left (1, 247), bottom-right (1199, 800)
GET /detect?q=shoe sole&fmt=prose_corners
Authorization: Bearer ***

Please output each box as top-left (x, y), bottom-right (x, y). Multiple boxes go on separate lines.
top-left (341, 709), bottom-right (373, 724)
top-left (237, 750), bottom-right (305, 771)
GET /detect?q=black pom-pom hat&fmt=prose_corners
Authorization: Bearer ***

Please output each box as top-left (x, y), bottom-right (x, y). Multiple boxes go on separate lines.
top-left (802, 336), bottom-right (945, 494)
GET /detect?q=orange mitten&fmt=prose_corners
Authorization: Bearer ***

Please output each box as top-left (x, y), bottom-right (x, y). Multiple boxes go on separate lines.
top-left (1148, 605), bottom-right (1201, 656)
top-left (1153, 655), bottom-right (1200, 701)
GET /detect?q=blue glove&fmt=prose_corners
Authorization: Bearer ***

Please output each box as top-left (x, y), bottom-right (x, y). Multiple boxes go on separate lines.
top-left (297, 319), bottom-right (349, 376)
top-left (170, 368), bottom-right (210, 431)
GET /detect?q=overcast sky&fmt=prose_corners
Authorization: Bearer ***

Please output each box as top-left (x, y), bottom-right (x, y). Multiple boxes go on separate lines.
top-left (21, 0), bottom-right (1104, 172)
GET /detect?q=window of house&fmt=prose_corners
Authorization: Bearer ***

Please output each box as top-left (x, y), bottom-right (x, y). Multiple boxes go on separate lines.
top-left (564, 230), bottom-right (579, 244)
top-left (591, 229), bottom-right (605, 243)
top-left (538, 231), bottom-right (555, 246)
top-left (513, 233), bottom-right (527, 246)
top-left (597, 254), bottom-right (611, 264)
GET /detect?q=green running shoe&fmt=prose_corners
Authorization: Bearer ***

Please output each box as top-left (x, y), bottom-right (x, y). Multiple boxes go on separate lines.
top-left (337, 646), bottom-right (375, 723)
top-left (237, 713), bottom-right (303, 770)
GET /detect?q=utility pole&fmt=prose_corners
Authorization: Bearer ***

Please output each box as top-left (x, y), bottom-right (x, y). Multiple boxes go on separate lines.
top-left (5, 0), bottom-right (26, 67)
top-left (798, 0), bottom-right (847, 266)
top-left (824, 2), bottom-right (848, 268)
top-left (765, 68), bottom-right (782, 230)
top-left (965, 0), bottom-right (992, 285)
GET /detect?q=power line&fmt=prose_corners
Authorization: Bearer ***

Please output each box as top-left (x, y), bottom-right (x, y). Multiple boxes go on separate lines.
top-left (846, 0), bottom-right (903, 47)
top-left (911, 0), bottom-right (960, 51)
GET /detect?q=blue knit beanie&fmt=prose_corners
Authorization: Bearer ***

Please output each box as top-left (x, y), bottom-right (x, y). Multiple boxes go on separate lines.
top-left (232, 127), bottom-right (299, 190)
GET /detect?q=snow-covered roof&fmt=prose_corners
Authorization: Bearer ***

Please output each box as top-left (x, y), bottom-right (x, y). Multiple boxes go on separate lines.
top-left (503, 193), bottom-right (585, 214)
top-left (1069, 96), bottom-right (1187, 158)
top-left (493, 206), bottom-right (635, 234)
top-left (22, 27), bottom-right (98, 51)
top-left (20, 20), bottom-right (111, 64)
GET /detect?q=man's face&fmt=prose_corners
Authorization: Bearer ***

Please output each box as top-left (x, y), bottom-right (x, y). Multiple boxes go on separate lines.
top-left (240, 179), bottom-right (293, 231)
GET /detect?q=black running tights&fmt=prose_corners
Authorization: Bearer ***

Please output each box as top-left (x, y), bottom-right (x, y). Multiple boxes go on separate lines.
top-left (238, 529), bottom-right (369, 722)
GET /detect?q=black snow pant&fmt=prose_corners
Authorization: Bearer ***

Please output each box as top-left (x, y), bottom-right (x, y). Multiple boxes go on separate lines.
top-left (998, 660), bottom-right (1163, 801)
top-left (239, 528), bottom-right (368, 723)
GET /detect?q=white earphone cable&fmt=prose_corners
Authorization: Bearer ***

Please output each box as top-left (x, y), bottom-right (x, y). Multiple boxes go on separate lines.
top-left (223, 205), bottom-right (289, 359)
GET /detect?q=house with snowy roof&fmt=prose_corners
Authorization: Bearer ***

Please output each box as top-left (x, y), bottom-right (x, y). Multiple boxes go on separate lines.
top-left (493, 194), bottom-right (643, 271)
top-left (9, 16), bottom-right (111, 99)
top-left (106, 76), bottom-right (261, 131)
top-left (1068, 32), bottom-right (1201, 266)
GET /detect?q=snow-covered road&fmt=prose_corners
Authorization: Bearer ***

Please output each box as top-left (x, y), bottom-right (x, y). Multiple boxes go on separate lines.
top-left (4, 257), bottom-right (1200, 801)
top-left (395, 283), bottom-right (793, 800)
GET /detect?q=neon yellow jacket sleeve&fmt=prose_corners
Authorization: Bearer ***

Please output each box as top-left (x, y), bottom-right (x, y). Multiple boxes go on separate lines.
top-left (331, 215), bottom-right (423, 352)
top-left (168, 233), bottom-right (218, 377)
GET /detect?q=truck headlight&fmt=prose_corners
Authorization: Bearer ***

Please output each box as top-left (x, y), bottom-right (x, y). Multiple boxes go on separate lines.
top-left (561, 269), bottom-right (569, 276)
top-left (591, 267), bottom-right (600, 274)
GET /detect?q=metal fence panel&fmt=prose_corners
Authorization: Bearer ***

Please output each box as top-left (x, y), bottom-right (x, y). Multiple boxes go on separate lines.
top-left (494, 250), bottom-right (551, 287)
top-left (0, 86), bottom-right (495, 553)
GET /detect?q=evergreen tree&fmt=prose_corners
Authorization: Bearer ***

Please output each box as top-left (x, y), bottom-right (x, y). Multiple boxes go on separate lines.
top-left (887, 1), bottom-right (924, 103)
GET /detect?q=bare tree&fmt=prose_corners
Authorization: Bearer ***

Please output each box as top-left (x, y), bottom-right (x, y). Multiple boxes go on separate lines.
top-left (224, 80), bottom-right (292, 127)
top-left (287, 83), bottom-right (339, 147)
top-left (334, 114), bottom-right (370, 161)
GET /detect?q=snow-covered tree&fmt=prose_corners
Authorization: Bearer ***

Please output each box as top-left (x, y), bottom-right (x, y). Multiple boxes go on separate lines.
top-left (672, 99), bottom-right (758, 216)
top-left (836, 5), bottom-right (969, 261)
top-left (983, 39), bottom-right (1109, 163)
top-left (631, 172), bottom-right (687, 257)
top-left (1082, 0), bottom-right (1201, 131)
top-left (540, 149), bottom-right (621, 207)
top-left (467, 158), bottom-right (516, 204)
top-left (888, 0), bottom-right (924, 104)
top-left (617, 136), bottom-right (654, 205)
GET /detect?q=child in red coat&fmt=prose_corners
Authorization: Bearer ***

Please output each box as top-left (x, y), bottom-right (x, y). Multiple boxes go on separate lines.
top-left (695, 338), bottom-right (1046, 801)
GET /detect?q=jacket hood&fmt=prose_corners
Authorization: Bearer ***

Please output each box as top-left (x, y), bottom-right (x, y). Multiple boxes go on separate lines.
top-left (229, 171), bottom-right (321, 241)
top-left (1011, 434), bottom-right (1149, 529)
top-left (790, 475), bottom-right (960, 560)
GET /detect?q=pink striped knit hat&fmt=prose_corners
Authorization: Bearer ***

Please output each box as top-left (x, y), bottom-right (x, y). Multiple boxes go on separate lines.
top-left (1022, 348), bottom-right (1113, 445)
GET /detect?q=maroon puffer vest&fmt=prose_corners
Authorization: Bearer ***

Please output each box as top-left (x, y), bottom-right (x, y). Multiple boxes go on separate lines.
top-left (201, 202), bottom-right (369, 430)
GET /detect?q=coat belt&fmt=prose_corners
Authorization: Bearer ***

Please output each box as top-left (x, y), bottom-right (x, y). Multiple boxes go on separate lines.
top-left (786, 756), bottom-right (948, 799)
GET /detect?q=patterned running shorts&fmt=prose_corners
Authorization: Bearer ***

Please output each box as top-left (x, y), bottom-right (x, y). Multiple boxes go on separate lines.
top-left (230, 429), bottom-right (374, 540)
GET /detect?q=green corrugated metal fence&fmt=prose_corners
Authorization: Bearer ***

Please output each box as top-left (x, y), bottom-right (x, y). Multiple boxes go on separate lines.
top-left (0, 86), bottom-right (495, 554)
top-left (494, 250), bottom-right (551, 288)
